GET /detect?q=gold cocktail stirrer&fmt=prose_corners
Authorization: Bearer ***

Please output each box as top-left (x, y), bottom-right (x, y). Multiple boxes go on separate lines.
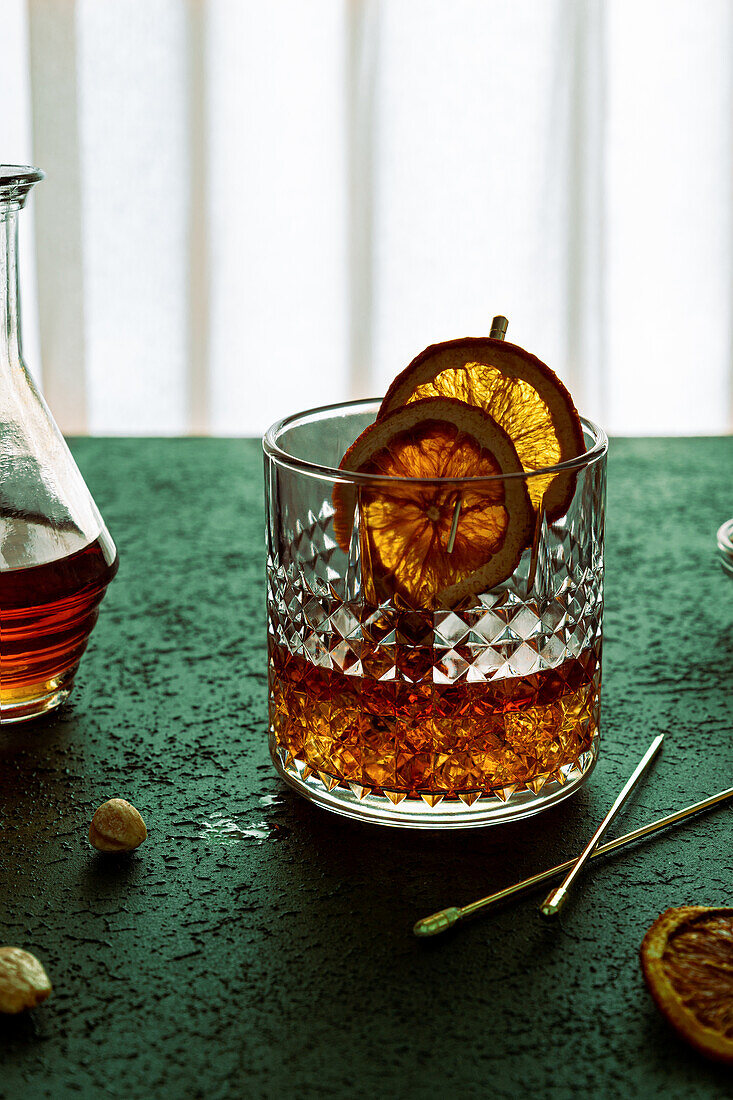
top-left (413, 783), bottom-right (733, 937)
top-left (447, 315), bottom-right (508, 555)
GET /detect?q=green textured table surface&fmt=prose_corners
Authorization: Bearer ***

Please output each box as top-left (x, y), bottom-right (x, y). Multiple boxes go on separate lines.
top-left (1, 436), bottom-right (732, 1099)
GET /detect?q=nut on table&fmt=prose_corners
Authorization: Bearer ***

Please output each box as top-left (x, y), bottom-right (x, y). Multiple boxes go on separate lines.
top-left (89, 798), bottom-right (147, 853)
top-left (0, 947), bottom-right (52, 1014)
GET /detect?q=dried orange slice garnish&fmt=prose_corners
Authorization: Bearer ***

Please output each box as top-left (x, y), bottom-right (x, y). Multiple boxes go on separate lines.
top-left (640, 906), bottom-right (733, 1064)
top-left (333, 397), bottom-right (533, 609)
top-left (378, 336), bottom-right (585, 520)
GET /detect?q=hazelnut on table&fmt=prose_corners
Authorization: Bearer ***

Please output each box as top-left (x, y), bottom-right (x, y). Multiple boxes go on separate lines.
top-left (89, 798), bottom-right (147, 853)
top-left (0, 947), bottom-right (52, 1014)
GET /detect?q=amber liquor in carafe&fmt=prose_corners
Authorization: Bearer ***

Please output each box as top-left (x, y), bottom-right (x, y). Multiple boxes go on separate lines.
top-left (1, 530), bottom-right (118, 721)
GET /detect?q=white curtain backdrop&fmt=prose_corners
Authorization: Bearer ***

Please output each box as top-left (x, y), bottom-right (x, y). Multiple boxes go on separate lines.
top-left (1, 0), bottom-right (732, 437)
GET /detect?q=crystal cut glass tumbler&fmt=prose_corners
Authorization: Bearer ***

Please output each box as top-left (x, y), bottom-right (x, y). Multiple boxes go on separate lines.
top-left (264, 400), bottom-right (607, 828)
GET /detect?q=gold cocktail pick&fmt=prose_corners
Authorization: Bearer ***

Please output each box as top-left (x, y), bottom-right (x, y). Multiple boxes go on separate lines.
top-left (446, 496), bottom-right (462, 554)
top-left (489, 315), bottom-right (509, 340)
top-left (540, 733), bottom-right (664, 917)
top-left (413, 783), bottom-right (733, 937)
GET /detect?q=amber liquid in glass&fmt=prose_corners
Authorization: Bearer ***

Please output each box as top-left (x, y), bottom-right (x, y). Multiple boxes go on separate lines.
top-left (0, 534), bottom-right (118, 720)
top-left (270, 637), bottom-right (600, 803)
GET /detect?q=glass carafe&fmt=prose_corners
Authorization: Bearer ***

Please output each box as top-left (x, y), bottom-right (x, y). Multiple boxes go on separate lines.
top-left (0, 166), bottom-right (118, 723)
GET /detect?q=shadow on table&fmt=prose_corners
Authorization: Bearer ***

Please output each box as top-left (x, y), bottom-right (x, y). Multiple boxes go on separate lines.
top-left (637, 1004), bottom-right (733, 1093)
top-left (0, 707), bottom-right (87, 819)
top-left (271, 775), bottom-right (597, 938)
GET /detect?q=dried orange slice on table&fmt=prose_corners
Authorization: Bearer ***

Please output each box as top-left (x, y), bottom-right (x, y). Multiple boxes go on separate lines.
top-left (379, 336), bottom-right (584, 520)
top-left (333, 397), bottom-right (533, 609)
top-left (641, 906), bottom-right (733, 1064)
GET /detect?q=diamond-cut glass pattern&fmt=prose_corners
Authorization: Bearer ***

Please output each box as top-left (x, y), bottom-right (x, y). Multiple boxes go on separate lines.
top-left (266, 414), bottom-right (606, 824)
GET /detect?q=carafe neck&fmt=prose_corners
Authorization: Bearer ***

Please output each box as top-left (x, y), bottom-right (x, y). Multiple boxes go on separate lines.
top-left (0, 166), bottom-right (44, 370)
top-left (1, 206), bottom-right (22, 366)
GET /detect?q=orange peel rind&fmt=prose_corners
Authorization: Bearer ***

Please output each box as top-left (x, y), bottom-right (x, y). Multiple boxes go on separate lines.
top-left (640, 905), bottom-right (733, 1064)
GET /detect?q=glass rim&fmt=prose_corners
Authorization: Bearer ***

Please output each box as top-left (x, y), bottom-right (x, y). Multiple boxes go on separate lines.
top-left (263, 397), bottom-right (608, 487)
top-left (0, 165), bottom-right (44, 209)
